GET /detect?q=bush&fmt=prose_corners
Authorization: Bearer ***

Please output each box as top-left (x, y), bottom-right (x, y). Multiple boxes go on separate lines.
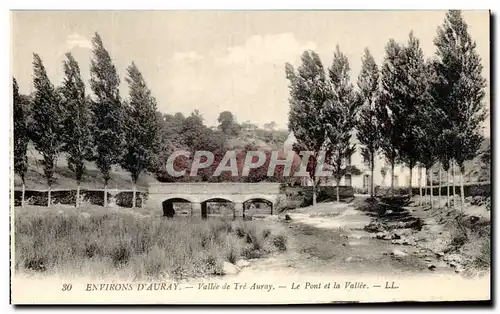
top-left (353, 187), bottom-right (369, 195)
top-left (275, 199), bottom-right (301, 213)
top-left (115, 192), bottom-right (147, 208)
top-left (280, 186), bottom-right (354, 208)
top-left (448, 215), bottom-right (491, 271)
top-left (375, 186), bottom-right (409, 197)
top-left (411, 182), bottom-right (491, 198)
top-left (272, 235), bottom-right (287, 252)
top-left (472, 236), bottom-right (491, 269)
top-left (13, 189), bottom-right (152, 207)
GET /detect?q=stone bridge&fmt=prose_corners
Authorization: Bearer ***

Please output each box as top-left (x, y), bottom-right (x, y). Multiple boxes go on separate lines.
top-left (147, 183), bottom-right (282, 218)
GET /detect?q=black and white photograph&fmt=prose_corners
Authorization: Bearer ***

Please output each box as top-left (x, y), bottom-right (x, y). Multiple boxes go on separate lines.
top-left (9, 9), bottom-right (491, 304)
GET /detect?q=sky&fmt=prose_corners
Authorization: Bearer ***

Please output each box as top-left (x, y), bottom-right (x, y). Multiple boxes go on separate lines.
top-left (11, 10), bottom-right (490, 135)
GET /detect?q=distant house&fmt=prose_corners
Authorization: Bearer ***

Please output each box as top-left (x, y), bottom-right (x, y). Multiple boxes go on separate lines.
top-left (283, 131), bottom-right (425, 191)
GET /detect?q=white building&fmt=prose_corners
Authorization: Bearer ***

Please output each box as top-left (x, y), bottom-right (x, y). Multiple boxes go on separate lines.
top-left (283, 131), bottom-right (425, 191)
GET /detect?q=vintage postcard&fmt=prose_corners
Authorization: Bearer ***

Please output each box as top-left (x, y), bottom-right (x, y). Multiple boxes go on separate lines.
top-left (10, 10), bottom-right (491, 304)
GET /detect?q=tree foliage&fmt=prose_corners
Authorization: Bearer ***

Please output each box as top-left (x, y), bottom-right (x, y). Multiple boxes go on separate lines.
top-left (286, 51), bottom-right (330, 184)
top-left (90, 32), bottom-right (124, 186)
top-left (217, 110), bottom-right (240, 136)
top-left (356, 48), bottom-right (380, 158)
top-left (378, 39), bottom-right (404, 186)
top-left (30, 53), bottom-right (64, 188)
top-left (397, 33), bottom-right (430, 175)
top-left (324, 45), bottom-right (359, 187)
top-left (121, 62), bottom-right (162, 183)
top-left (13, 77), bottom-right (30, 184)
top-left (183, 110), bottom-right (226, 153)
top-left (60, 53), bottom-right (94, 184)
top-left (432, 10), bottom-right (487, 172)
top-left (356, 48), bottom-right (380, 197)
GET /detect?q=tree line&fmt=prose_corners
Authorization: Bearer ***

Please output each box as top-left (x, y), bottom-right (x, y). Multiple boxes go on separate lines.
top-left (14, 33), bottom-right (163, 208)
top-left (286, 10), bottom-right (487, 209)
top-left (13, 32), bottom-right (291, 208)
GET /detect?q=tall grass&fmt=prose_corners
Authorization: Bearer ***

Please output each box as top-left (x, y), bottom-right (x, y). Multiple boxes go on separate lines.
top-left (448, 215), bottom-right (491, 272)
top-left (14, 211), bottom-right (287, 280)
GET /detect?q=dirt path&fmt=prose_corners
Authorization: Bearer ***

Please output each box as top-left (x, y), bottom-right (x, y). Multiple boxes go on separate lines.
top-left (239, 203), bottom-right (455, 278)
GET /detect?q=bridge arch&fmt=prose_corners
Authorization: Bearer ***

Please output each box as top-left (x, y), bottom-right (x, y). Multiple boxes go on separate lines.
top-left (162, 197), bottom-right (192, 218)
top-left (161, 194), bottom-right (197, 203)
top-left (243, 196), bottom-right (275, 217)
top-left (199, 195), bottom-right (234, 204)
top-left (200, 197), bottom-right (235, 219)
top-left (242, 195), bottom-right (276, 204)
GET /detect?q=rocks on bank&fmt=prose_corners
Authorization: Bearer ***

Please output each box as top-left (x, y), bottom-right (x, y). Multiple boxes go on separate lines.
top-left (222, 259), bottom-right (251, 276)
top-left (363, 197), bottom-right (489, 275)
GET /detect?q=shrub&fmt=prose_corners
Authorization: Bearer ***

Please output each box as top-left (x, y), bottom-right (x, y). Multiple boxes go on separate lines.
top-left (279, 186), bottom-right (354, 208)
top-left (272, 235), bottom-right (287, 252)
top-left (262, 228), bottom-right (271, 238)
top-left (448, 215), bottom-right (491, 271)
top-left (375, 186), bottom-right (409, 197)
top-left (81, 190), bottom-right (112, 206)
top-left (115, 192), bottom-right (147, 208)
top-left (475, 237), bottom-right (491, 269)
top-left (110, 242), bottom-right (132, 267)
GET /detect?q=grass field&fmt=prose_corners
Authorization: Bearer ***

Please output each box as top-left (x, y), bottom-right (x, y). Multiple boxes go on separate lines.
top-left (13, 144), bottom-right (155, 190)
top-left (14, 206), bottom-right (287, 280)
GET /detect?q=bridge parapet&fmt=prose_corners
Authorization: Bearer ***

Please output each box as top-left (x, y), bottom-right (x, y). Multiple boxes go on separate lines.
top-left (148, 182), bottom-right (281, 195)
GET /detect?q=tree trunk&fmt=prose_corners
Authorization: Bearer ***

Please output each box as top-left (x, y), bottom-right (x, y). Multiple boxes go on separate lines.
top-left (104, 183), bottom-right (108, 207)
top-left (390, 160), bottom-right (395, 197)
top-left (460, 166), bottom-right (465, 212)
top-left (312, 179), bottom-right (317, 206)
top-left (47, 184), bottom-right (51, 208)
top-left (452, 161), bottom-right (456, 210)
top-left (132, 183), bottom-right (137, 208)
top-left (408, 165), bottom-right (413, 197)
top-left (418, 167), bottom-right (422, 206)
top-left (336, 180), bottom-right (340, 202)
top-left (438, 165), bottom-right (442, 208)
top-left (430, 168), bottom-right (434, 210)
top-left (447, 168), bottom-right (450, 208)
top-left (370, 151), bottom-right (375, 199)
top-left (76, 182), bottom-right (80, 208)
top-left (423, 168), bottom-right (427, 205)
top-left (21, 181), bottom-right (26, 208)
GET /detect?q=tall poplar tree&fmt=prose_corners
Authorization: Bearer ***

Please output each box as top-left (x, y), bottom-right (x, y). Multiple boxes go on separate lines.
top-left (13, 78), bottom-right (30, 207)
top-left (286, 50), bottom-right (331, 205)
top-left (324, 45), bottom-right (359, 202)
top-left (31, 53), bottom-right (64, 207)
top-left (356, 48), bottom-right (380, 199)
top-left (60, 52), bottom-right (94, 207)
top-left (379, 39), bottom-right (405, 196)
top-left (432, 10), bottom-right (487, 211)
top-left (90, 32), bottom-right (124, 207)
top-left (121, 62), bottom-right (162, 208)
top-left (397, 32), bottom-right (430, 196)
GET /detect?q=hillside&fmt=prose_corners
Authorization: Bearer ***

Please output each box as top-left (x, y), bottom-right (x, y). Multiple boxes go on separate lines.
top-left (463, 138), bottom-right (491, 183)
top-left (430, 137), bottom-right (491, 184)
top-left (13, 143), bottom-right (155, 190)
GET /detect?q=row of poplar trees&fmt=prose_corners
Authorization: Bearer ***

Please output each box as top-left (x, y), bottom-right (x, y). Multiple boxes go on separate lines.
top-left (287, 10), bottom-right (487, 210)
top-left (13, 32), bottom-right (162, 208)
